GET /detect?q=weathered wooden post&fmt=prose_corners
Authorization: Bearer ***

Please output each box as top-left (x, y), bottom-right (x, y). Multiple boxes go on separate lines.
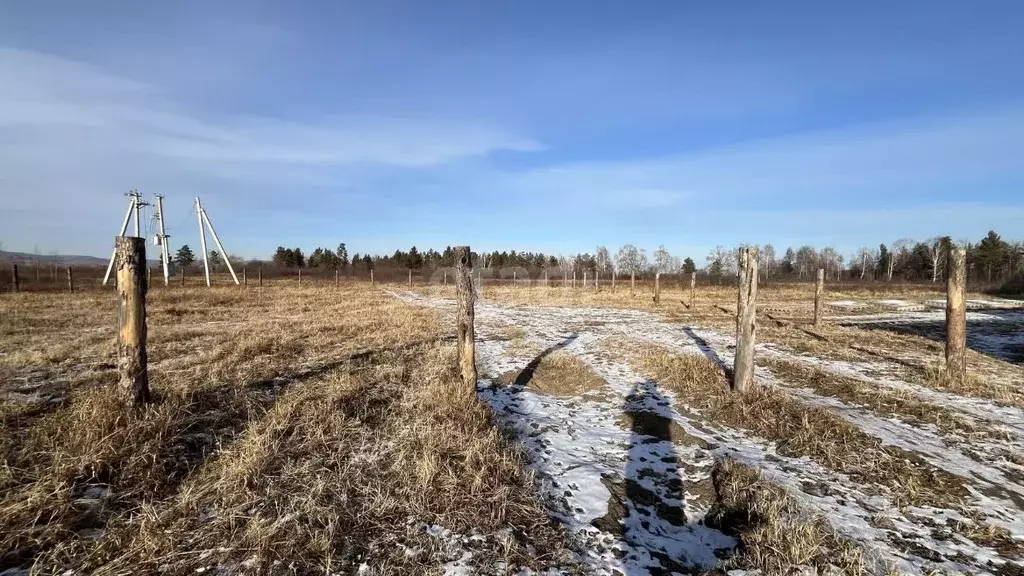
top-left (654, 272), bottom-right (661, 304)
top-left (572, 270), bottom-right (577, 288)
top-left (454, 246), bottom-right (477, 396)
top-left (408, 269), bottom-right (412, 286)
top-left (444, 270), bottom-right (448, 285)
top-left (243, 268), bottom-right (247, 286)
top-left (335, 269), bottom-right (340, 288)
top-left (813, 268), bottom-right (825, 326)
top-left (595, 271), bottom-right (600, 291)
top-left (147, 266), bottom-right (152, 288)
top-left (67, 267), bottom-right (74, 293)
top-left (946, 243), bottom-right (967, 383)
top-left (630, 271), bottom-right (635, 295)
top-left (12, 264), bottom-right (19, 293)
top-left (689, 272), bottom-right (696, 307)
top-left (583, 271), bottom-right (588, 288)
top-left (370, 269), bottom-right (374, 285)
top-left (180, 267), bottom-right (185, 286)
top-left (258, 267), bottom-right (263, 287)
top-left (298, 268), bottom-right (302, 285)
top-left (115, 237), bottom-right (150, 404)
top-left (612, 269), bottom-right (616, 292)
top-left (733, 247), bottom-right (759, 392)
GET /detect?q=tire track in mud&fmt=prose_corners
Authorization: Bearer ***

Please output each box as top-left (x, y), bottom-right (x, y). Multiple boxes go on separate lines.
top-left (392, 290), bottom-right (1024, 575)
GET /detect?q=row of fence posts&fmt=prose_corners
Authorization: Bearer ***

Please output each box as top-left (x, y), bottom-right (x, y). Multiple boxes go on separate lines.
top-left (737, 245), bottom-right (969, 391)
top-left (29, 237), bottom-right (969, 405)
top-left (453, 244), bottom-right (971, 394)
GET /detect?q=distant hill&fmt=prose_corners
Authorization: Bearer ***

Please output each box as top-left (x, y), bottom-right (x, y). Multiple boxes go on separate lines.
top-left (0, 251), bottom-right (109, 266)
top-left (0, 250), bottom-right (166, 267)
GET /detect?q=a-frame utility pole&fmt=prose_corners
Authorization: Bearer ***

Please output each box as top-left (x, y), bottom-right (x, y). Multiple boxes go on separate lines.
top-left (195, 197), bottom-right (239, 287)
top-left (155, 195), bottom-right (171, 286)
top-left (103, 191), bottom-right (149, 287)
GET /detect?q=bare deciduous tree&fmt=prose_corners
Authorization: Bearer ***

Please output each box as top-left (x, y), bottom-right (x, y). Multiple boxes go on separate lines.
top-left (615, 244), bottom-right (647, 275)
top-left (888, 238), bottom-right (913, 280)
top-left (795, 245), bottom-right (817, 279)
top-left (653, 245), bottom-right (678, 274)
top-left (759, 244), bottom-right (776, 280)
top-left (595, 246), bottom-right (613, 275)
top-left (927, 237), bottom-right (944, 282)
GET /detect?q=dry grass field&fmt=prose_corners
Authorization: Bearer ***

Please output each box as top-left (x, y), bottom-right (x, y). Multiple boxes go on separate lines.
top-left (0, 282), bottom-right (575, 574)
top-left (2, 277), bottom-right (1023, 575)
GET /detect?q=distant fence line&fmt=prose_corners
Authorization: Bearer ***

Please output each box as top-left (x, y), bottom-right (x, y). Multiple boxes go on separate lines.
top-left (2, 261), bottom-right (1014, 294)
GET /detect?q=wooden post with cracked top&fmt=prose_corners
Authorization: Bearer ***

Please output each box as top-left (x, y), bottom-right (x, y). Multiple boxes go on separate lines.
top-left (116, 237), bottom-right (150, 404)
top-left (455, 246), bottom-right (477, 396)
top-left (733, 246), bottom-right (759, 393)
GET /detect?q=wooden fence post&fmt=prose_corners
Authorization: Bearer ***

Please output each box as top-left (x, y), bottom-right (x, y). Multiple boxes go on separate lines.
top-left (115, 237), bottom-right (150, 404)
top-left (370, 269), bottom-right (374, 285)
top-left (733, 246), bottom-right (759, 393)
top-left (946, 244), bottom-right (967, 383)
top-left (595, 271), bottom-right (599, 291)
top-left (298, 268), bottom-right (302, 285)
top-left (612, 270), bottom-right (616, 292)
top-left (243, 268), bottom-right (247, 286)
top-left (12, 264), bottom-right (19, 293)
top-left (147, 266), bottom-right (152, 288)
top-left (67, 267), bottom-right (74, 293)
top-left (454, 246), bottom-right (477, 396)
top-left (336, 269), bottom-right (340, 288)
top-left (409, 269), bottom-right (412, 286)
top-left (572, 270), bottom-right (577, 289)
top-left (813, 268), bottom-right (825, 326)
top-left (630, 271), bottom-right (635, 295)
top-left (654, 272), bottom-right (661, 304)
top-left (444, 270), bottom-right (448, 285)
top-left (689, 272), bottom-right (696, 307)
top-left (258, 267), bottom-right (263, 287)
top-left (583, 271), bottom-right (588, 288)
top-left (180, 267), bottom-right (185, 286)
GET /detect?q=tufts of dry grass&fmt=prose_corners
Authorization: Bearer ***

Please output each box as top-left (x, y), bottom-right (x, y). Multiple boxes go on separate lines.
top-left (0, 282), bottom-right (576, 574)
top-left (495, 352), bottom-right (608, 398)
top-left (634, 351), bottom-right (969, 511)
top-left (704, 458), bottom-right (869, 576)
top-left (760, 357), bottom-right (1008, 442)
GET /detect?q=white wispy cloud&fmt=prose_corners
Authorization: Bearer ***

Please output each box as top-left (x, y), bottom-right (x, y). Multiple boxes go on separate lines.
top-left (0, 48), bottom-right (541, 183)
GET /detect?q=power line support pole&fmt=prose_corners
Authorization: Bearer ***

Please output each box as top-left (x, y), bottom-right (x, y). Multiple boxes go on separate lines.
top-left (155, 195), bottom-right (171, 286)
top-left (199, 202), bottom-right (239, 285)
top-left (103, 196), bottom-right (138, 287)
top-left (196, 197), bottom-right (211, 287)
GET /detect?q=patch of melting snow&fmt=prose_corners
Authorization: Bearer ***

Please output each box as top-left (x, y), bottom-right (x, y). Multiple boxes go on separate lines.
top-left (392, 290), bottom-right (1024, 575)
top-left (827, 300), bottom-right (867, 308)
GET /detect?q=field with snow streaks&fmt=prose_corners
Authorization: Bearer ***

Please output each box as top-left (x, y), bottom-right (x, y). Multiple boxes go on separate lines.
top-left (396, 289), bottom-right (1024, 576)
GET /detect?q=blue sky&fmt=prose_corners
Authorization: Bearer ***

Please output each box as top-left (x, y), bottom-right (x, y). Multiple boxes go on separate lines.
top-left (2, 1), bottom-right (1023, 261)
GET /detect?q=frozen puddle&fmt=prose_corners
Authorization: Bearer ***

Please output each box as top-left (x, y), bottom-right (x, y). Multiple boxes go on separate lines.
top-left (392, 290), bottom-right (1024, 575)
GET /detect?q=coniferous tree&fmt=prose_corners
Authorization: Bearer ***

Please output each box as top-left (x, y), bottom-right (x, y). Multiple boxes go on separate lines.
top-left (176, 245), bottom-right (196, 267)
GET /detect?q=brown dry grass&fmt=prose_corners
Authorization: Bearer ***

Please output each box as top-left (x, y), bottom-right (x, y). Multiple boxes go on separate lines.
top-left (633, 350), bottom-right (969, 511)
top-left (495, 352), bottom-right (608, 399)
top-left (760, 357), bottom-right (1008, 442)
top-left (704, 458), bottom-right (869, 576)
top-left (0, 282), bottom-right (576, 574)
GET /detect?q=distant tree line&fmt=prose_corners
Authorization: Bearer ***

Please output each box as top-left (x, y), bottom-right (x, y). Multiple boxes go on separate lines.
top-left (158, 229), bottom-right (1022, 288)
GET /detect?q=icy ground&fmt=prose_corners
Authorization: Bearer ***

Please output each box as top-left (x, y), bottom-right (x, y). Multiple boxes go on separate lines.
top-left (392, 290), bottom-right (1024, 575)
top-left (833, 309), bottom-right (1024, 364)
